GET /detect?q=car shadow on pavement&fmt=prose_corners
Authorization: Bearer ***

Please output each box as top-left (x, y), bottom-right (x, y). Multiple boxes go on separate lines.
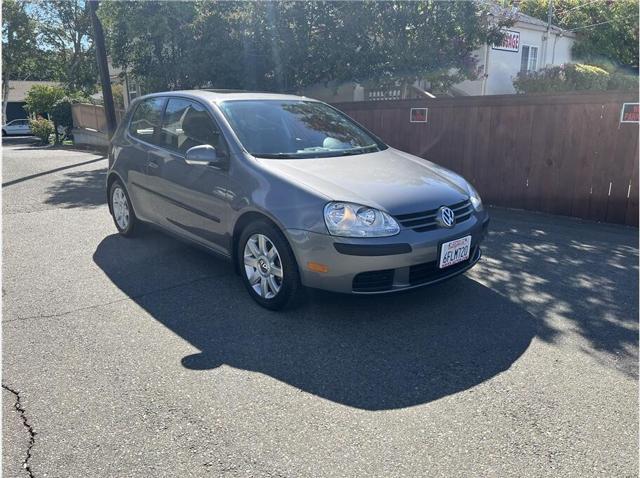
top-left (93, 231), bottom-right (536, 410)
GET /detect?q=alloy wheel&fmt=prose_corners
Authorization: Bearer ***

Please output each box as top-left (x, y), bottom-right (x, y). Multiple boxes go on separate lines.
top-left (112, 186), bottom-right (130, 230)
top-left (243, 233), bottom-right (283, 299)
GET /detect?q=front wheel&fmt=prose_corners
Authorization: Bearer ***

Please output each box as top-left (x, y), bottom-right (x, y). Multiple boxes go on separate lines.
top-left (238, 221), bottom-right (304, 310)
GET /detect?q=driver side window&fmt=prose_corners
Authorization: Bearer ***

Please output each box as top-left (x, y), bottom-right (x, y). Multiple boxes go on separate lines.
top-left (129, 97), bottom-right (164, 143)
top-left (160, 98), bottom-right (227, 157)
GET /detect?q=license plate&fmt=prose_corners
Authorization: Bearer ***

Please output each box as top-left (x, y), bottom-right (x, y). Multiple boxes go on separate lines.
top-left (439, 235), bottom-right (472, 269)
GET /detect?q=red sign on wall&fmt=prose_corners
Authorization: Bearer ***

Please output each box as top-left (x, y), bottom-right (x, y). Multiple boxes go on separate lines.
top-left (492, 30), bottom-right (520, 52)
top-left (410, 108), bottom-right (428, 123)
top-left (620, 103), bottom-right (639, 123)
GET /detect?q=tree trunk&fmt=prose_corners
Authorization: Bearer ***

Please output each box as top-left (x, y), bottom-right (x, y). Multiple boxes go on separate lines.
top-left (2, 77), bottom-right (9, 123)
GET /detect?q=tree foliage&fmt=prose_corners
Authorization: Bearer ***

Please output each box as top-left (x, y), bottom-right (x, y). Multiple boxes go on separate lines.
top-left (99, 1), bottom-right (509, 93)
top-left (2, 0), bottom-right (39, 81)
top-left (518, 0), bottom-right (639, 69)
top-left (24, 84), bottom-right (68, 143)
top-left (2, 0), bottom-right (98, 94)
top-left (28, 0), bottom-right (98, 93)
top-left (2, 0), bottom-right (40, 118)
top-left (24, 84), bottom-right (66, 116)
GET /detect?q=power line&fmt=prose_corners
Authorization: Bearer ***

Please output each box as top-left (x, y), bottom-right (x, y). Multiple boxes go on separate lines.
top-left (557, 0), bottom-right (605, 17)
top-left (568, 19), bottom-right (614, 31)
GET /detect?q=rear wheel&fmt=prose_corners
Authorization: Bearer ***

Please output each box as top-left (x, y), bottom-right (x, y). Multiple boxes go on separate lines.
top-left (109, 180), bottom-right (138, 237)
top-left (238, 221), bottom-right (303, 310)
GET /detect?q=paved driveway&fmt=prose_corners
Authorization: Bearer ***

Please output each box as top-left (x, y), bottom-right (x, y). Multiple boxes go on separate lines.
top-left (2, 141), bottom-right (638, 477)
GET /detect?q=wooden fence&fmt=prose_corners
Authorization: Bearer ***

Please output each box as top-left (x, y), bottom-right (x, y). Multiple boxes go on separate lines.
top-left (71, 103), bottom-right (125, 133)
top-left (335, 91), bottom-right (639, 226)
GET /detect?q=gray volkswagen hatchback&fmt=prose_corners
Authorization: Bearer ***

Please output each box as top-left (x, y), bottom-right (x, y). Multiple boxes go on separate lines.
top-left (107, 90), bottom-right (489, 310)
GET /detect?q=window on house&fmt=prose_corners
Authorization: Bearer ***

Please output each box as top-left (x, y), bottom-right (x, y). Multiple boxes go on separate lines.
top-left (521, 45), bottom-right (538, 72)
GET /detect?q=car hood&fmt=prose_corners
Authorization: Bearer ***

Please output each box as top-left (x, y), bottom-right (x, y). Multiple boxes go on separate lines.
top-left (260, 148), bottom-right (470, 215)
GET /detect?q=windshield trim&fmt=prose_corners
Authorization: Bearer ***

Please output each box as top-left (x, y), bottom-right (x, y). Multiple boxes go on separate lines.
top-left (217, 99), bottom-right (388, 159)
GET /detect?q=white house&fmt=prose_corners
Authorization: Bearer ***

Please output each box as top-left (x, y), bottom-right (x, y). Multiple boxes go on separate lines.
top-left (453, 11), bottom-right (576, 96)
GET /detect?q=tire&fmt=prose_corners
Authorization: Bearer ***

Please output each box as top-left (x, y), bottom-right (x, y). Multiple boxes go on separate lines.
top-left (109, 179), bottom-right (138, 237)
top-left (237, 220), bottom-right (304, 310)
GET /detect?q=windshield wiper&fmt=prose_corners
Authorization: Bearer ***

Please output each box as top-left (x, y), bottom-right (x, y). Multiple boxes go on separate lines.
top-left (255, 152), bottom-right (301, 159)
top-left (335, 145), bottom-right (379, 156)
top-left (256, 145), bottom-right (378, 159)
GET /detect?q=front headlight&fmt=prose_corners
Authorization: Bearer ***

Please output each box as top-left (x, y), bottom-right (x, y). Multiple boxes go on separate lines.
top-left (466, 182), bottom-right (483, 211)
top-left (324, 202), bottom-right (400, 237)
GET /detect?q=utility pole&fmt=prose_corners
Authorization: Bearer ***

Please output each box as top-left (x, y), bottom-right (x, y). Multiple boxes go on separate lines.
top-left (87, 0), bottom-right (117, 139)
top-left (544, 0), bottom-right (554, 66)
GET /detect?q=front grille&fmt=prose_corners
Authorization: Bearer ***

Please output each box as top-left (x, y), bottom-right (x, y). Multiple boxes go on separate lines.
top-left (394, 200), bottom-right (473, 232)
top-left (352, 269), bottom-right (394, 292)
top-left (409, 246), bottom-right (478, 285)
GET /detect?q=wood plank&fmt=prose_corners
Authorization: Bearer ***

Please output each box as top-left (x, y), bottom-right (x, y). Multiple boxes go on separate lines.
top-left (524, 104), bottom-right (554, 213)
top-left (471, 105), bottom-right (494, 202)
top-left (625, 146), bottom-right (639, 227)
top-left (588, 102), bottom-right (621, 221)
top-left (569, 103), bottom-right (602, 219)
top-left (509, 104), bottom-right (534, 211)
top-left (605, 119), bottom-right (639, 224)
top-left (542, 103), bottom-right (571, 215)
top-left (461, 106), bottom-right (479, 183)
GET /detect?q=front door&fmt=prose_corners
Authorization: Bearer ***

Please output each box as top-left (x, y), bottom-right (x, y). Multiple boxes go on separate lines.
top-left (151, 98), bottom-right (230, 255)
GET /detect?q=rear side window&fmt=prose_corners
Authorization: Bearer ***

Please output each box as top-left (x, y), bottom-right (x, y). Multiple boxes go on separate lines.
top-left (129, 97), bottom-right (164, 143)
top-left (159, 98), bottom-right (227, 156)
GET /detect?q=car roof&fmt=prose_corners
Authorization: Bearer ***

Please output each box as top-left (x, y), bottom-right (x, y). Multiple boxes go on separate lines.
top-left (138, 89), bottom-right (317, 104)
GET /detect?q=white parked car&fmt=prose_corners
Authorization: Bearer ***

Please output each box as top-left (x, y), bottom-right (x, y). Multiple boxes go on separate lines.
top-left (2, 119), bottom-right (32, 136)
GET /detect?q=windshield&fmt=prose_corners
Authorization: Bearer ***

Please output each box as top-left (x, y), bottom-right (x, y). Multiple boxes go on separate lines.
top-left (219, 100), bottom-right (386, 159)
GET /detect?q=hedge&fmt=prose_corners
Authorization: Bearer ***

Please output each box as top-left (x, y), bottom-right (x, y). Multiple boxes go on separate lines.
top-left (513, 63), bottom-right (636, 93)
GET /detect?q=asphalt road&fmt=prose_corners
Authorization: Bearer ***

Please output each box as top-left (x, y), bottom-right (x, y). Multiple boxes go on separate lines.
top-left (2, 140), bottom-right (638, 477)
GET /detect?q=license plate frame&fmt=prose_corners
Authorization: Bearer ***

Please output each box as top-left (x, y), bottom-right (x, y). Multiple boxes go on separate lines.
top-left (438, 235), bottom-right (472, 269)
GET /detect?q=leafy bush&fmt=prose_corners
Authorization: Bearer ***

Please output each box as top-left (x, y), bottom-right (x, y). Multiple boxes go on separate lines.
top-left (607, 71), bottom-right (638, 91)
top-left (29, 118), bottom-right (54, 145)
top-left (514, 63), bottom-right (611, 93)
top-left (565, 63), bottom-right (610, 90)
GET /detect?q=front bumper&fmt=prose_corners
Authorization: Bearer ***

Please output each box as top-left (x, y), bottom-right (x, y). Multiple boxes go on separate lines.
top-left (286, 211), bottom-right (489, 294)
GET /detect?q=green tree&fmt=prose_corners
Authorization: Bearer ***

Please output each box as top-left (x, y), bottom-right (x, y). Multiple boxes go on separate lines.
top-left (24, 84), bottom-right (66, 116)
top-left (99, 1), bottom-right (200, 92)
top-left (24, 84), bottom-right (66, 143)
top-left (99, 1), bottom-right (509, 94)
top-left (2, 0), bottom-right (39, 119)
top-left (29, 0), bottom-right (98, 93)
top-left (518, 0), bottom-right (639, 69)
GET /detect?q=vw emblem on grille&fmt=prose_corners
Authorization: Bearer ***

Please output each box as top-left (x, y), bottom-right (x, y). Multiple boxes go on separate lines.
top-left (436, 206), bottom-right (455, 228)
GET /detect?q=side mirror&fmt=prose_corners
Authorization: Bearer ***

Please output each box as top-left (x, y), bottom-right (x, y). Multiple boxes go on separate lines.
top-left (184, 144), bottom-right (225, 168)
